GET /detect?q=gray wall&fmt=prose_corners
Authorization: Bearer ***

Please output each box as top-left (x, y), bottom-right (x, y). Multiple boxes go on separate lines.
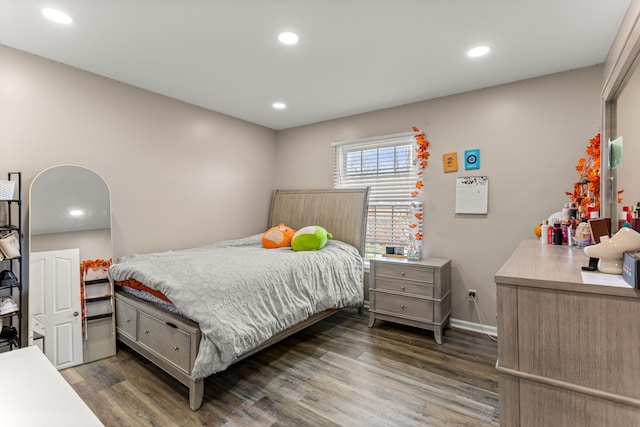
top-left (275, 65), bottom-right (603, 327)
top-left (0, 44), bottom-right (278, 259)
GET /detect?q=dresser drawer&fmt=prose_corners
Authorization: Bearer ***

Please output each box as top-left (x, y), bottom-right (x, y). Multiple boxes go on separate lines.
top-left (115, 298), bottom-right (137, 340)
top-left (373, 292), bottom-right (433, 322)
top-left (375, 263), bottom-right (435, 284)
top-left (138, 311), bottom-right (192, 373)
top-left (374, 278), bottom-right (434, 298)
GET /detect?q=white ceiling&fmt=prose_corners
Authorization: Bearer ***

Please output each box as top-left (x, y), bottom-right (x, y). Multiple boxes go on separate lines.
top-left (0, 1), bottom-right (632, 130)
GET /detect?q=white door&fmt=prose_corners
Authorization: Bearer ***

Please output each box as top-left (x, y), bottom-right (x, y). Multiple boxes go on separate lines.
top-left (30, 248), bottom-right (83, 369)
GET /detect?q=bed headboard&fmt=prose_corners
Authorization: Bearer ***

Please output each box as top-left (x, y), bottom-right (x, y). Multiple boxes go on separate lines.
top-left (268, 188), bottom-right (370, 255)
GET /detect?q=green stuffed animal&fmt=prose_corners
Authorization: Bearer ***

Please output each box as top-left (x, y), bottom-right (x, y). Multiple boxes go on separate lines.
top-left (291, 225), bottom-right (332, 251)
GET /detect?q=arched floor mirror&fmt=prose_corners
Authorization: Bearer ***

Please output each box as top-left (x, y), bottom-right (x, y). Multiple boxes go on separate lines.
top-left (29, 165), bottom-right (114, 369)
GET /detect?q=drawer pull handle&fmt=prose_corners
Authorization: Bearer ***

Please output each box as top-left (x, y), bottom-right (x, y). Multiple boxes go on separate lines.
top-left (125, 319), bottom-right (131, 324)
top-left (166, 322), bottom-right (178, 329)
top-left (401, 271), bottom-right (405, 276)
top-left (174, 346), bottom-right (179, 351)
top-left (402, 286), bottom-right (405, 291)
top-left (144, 330), bottom-right (149, 334)
top-left (400, 304), bottom-right (405, 309)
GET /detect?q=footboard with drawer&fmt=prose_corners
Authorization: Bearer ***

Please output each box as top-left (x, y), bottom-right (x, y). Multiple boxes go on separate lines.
top-left (115, 291), bottom-right (203, 409)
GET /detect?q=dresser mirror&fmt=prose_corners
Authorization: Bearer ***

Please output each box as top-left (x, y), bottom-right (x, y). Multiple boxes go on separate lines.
top-left (29, 165), bottom-right (113, 368)
top-left (601, 2), bottom-right (640, 228)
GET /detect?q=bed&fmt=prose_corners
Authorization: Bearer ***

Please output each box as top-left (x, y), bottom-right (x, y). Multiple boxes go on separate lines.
top-left (108, 188), bottom-right (369, 410)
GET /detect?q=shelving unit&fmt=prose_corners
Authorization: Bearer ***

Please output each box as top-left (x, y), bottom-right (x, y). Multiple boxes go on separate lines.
top-left (82, 268), bottom-right (115, 362)
top-left (0, 172), bottom-right (23, 351)
top-left (84, 278), bottom-right (113, 319)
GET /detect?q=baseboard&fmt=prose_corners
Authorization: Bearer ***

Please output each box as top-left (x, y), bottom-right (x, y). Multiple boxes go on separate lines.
top-left (450, 318), bottom-right (498, 337)
top-left (361, 302), bottom-right (496, 337)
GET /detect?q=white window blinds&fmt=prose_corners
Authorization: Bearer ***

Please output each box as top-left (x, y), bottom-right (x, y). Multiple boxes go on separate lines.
top-left (333, 132), bottom-right (421, 258)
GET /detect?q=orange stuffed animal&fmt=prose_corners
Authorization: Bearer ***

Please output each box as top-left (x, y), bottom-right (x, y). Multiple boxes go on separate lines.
top-left (262, 223), bottom-right (296, 249)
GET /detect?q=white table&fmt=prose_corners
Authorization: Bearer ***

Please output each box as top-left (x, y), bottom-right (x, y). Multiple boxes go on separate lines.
top-left (0, 346), bottom-right (103, 427)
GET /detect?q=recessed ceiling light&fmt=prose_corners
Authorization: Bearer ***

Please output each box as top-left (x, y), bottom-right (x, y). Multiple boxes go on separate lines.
top-left (69, 209), bottom-right (84, 217)
top-left (278, 32), bottom-right (299, 45)
top-left (272, 102), bottom-right (287, 110)
top-left (467, 45), bottom-right (490, 58)
top-left (42, 8), bottom-right (73, 24)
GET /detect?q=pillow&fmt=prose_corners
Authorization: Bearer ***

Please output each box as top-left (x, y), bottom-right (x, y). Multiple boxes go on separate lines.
top-left (291, 225), bottom-right (332, 251)
top-left (262, 223), bottom-right (296, 249)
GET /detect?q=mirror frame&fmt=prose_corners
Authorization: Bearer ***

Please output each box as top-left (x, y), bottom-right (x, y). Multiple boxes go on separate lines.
top-left (28, 164), bottom-right (113, 361)
top-left (601, 0), bottom-right (640, 228)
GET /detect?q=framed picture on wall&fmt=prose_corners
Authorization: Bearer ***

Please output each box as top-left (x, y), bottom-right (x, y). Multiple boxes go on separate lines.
top-left (464, 149), bottom-right (480, 170)
top-left (442, 152), bottom-right (458, 173)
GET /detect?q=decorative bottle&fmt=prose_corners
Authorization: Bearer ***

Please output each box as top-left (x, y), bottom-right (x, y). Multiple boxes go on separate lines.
top-left (541, 220), bottom-right (550, 244)
top-left (552, 222), bottom-right (563, 245)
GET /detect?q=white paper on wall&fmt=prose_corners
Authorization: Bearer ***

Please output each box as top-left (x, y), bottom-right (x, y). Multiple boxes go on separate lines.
top-left (455, 176), bottom-right (488, 214)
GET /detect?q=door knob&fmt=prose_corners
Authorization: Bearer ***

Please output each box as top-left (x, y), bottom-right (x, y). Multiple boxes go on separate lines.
top-left (73, 311), bottom-right (79, 317)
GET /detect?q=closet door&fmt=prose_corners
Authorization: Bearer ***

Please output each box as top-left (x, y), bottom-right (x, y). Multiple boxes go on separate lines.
top-left (30, 248), bottom-right (83, 369)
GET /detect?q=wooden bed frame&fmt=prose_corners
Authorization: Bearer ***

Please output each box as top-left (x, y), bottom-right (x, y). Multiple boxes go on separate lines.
top-left (114, 188), bottom-right (369, 410)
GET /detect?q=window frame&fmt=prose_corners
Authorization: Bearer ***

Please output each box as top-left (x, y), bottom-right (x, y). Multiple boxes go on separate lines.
top-left (333, 132), bottom-right (421, 259)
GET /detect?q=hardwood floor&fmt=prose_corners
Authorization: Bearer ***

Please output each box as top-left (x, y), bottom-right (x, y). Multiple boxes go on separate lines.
top-left (62, 308), bottom-right (499, 426)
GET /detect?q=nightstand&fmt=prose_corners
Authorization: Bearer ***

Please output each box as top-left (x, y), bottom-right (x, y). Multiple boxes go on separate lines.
top-left (368, 257), bottom-right (451, 344)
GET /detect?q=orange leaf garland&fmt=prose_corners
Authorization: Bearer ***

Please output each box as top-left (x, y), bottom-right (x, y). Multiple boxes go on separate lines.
top-left (410, 126), bottom-right (430, 248)
top-left (566, 132), bottom-right (619, 216)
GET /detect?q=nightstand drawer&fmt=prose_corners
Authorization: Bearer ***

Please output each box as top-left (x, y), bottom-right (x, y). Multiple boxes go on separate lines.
top-left (374, 278), bottom-right (434, 298)
top-left (375, 263), bottom-right (435, 284)
top-left (373, 292), bottom-right (434, 322)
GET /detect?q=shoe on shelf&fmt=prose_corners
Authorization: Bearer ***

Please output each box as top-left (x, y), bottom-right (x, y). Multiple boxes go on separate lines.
top-left (0, 325), bottom-right (17, 342)
top-left (0, 270), bottom-right (18, 287)
top-left (0, 296), bottom-right (18, 315)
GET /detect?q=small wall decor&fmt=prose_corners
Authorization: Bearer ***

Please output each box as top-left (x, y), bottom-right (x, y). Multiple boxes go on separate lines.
top-left (455, 176), bottom-right (488, 214)
top-left (464, 149), bottom-right (480, 170)
top-left (442, 152), bottom-right (458, 173)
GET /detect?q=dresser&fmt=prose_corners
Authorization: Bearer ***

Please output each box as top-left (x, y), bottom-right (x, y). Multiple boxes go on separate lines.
top-left (368, 257), bottom-right (451, 344)
top-left (495, 240), bottom-right (640, 426)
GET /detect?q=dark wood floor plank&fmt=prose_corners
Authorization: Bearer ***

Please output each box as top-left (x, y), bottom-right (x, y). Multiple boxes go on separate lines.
top-left (63, 308), bottom-right (499, 426)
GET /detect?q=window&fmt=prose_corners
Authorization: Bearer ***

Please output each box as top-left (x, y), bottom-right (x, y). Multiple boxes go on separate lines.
top-left (333, 132), bottom-right (421, 258)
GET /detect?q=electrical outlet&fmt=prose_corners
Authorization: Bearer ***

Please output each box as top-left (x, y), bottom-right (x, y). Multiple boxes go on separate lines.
top-left (468, 289), bottom-right (477, 300)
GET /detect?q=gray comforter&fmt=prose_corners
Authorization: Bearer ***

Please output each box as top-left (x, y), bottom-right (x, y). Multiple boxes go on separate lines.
top-left (108, 234), bottom-right (364, 378)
